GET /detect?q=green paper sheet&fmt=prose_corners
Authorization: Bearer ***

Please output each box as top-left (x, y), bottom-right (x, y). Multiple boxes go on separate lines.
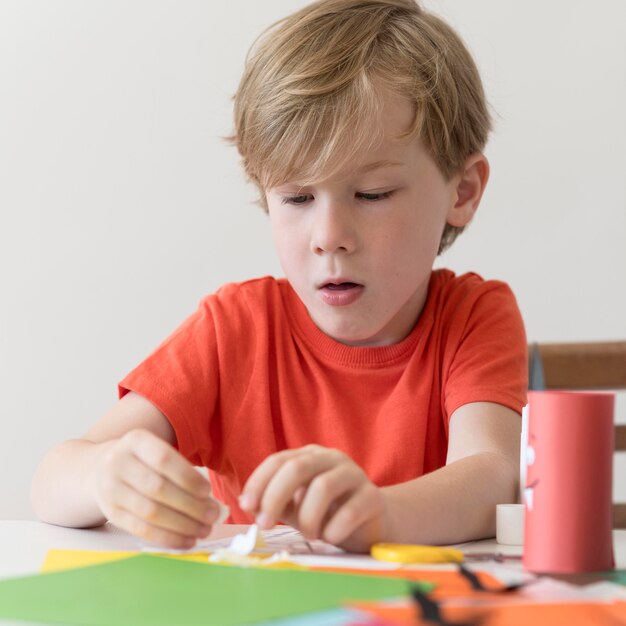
top-left (0, 555), bottom-right (427, 626)
top-left (609, 569), bottom-right (626, 586)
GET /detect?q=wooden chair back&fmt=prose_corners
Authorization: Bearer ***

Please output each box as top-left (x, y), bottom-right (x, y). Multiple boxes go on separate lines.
top-left (529, 341), bottom-right (626, 528)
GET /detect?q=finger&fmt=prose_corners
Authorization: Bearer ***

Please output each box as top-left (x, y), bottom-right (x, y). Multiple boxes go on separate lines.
top-left (256, 449), bottom-right (345, 529)
top-left (297, 464), bottom-right (363, 539)
top-left (124, 430), bottom-right (212, 498)
top-left (321, 483), bottom-right (382, 546)
top-left (266, 490), bottom-right (304, 530)
top-left (108, 503), bottom-right (198, 550)
top-left (118, 454), bottom-right (219, 526)
top-left (276, 485), bottom-right (308, 528)
top-left (293, 485), bottom-right (307, 508)
top-left (240, 448), bottom-right (307, 514)
top-left (114, 482), bottom-right (213, 540)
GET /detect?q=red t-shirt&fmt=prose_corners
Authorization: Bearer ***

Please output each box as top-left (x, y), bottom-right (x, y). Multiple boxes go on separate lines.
top-left (119, 270), bottom-right (527, 523)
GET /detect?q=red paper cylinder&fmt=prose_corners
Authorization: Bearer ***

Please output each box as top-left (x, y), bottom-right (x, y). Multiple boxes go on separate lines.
top-left (523, 390), bottom-right (615, 574)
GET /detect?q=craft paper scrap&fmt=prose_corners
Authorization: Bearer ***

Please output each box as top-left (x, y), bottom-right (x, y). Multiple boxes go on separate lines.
top-left (581, 582), bottom-right (626, 601)
top-left (208, 550), bottom-right (299, 568)
top-left (141, 525), bottom-right (264, 559)
top-left (350, 598), bottom-right (626, 626)
top-left (43, 547), bottom-right (306, 574)
top-left (262, 526), bottom-right (344, 555)
top-left (0, 554), bottom-right (428, 626)
top-left (41, 549), bottom-right (208, 573)
top-left (42, 549), bottom-right (136, 573)
top-left (141, 524), bottom-right (334, 557)
top-left (227, 524), bottom-right (266, 554)
top-left (200, 525), bottom-right (343, 556)
top-left (208, 524), bottom-right (295, 566)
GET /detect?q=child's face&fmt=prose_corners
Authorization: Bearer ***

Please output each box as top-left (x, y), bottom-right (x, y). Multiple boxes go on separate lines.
top-left (265, 91), bottom-right (468, 347)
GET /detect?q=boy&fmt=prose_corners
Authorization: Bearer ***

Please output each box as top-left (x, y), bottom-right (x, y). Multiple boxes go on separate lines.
top-left (31, 0), bottom-right (526, 554)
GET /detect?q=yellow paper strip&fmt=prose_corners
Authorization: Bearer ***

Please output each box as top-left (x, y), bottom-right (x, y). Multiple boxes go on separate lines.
top-left (41, 549), bottom-right (209, 573)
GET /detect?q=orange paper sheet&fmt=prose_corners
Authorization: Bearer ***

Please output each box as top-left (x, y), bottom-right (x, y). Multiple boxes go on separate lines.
top-left (351, 600), bottom-right (626, 626)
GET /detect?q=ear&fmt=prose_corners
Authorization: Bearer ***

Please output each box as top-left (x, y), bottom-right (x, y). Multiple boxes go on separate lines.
top-left (446, 153), bottom-right (490, 228)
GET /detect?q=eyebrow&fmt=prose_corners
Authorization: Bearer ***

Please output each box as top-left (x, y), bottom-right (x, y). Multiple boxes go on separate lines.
top-left (355, 160), bottom-right (404, 174)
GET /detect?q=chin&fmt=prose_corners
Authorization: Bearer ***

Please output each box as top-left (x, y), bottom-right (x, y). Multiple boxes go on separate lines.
top-left (310, 305), bottom-right (392, 346)
top-left (324, 323), bottom-right (388, 347)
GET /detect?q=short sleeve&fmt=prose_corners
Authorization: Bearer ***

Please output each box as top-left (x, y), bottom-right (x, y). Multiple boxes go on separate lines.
top-left (443, 281), bottom-right (528, 419)
top-left (118, 297), bottom-right (221, 468)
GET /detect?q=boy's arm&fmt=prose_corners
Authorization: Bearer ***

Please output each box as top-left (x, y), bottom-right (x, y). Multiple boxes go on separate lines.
top-left (31, 391), bottom-right (219, 549)
top-left (381, 401), bottom-right (520, 545)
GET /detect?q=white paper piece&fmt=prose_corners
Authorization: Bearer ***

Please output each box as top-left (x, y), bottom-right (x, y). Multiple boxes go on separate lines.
top-left (520, 403), bottom-right (529, 502)
top-left (142, 524), bottom-right (346, 565)
top-left (462, 562), bottom-right (535, 588)
top-left (208, 550), bottom-right (294, 567)
top-left (227, 524), bottom-right (266, 555)
top-left (207, 525), bottom-right (360, 568)
top-left (199, 525), bottom-right (341, 555)
top-left (262, 527), bottom-right (343, 555)
top-left (581, 581), bottom-right (626, 601)
top-left (208, 525), bottom-right (276, 566)
top-left (524, 486), bottom-right (534, 511)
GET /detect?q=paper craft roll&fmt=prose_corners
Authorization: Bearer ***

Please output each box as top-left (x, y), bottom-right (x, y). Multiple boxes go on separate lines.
top-left (523, 390), bottom-right (615, 574)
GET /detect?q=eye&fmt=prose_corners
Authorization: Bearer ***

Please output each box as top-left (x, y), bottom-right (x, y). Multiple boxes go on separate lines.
top-left (356, 191), bottom-right (394, 201)
top-left (281, 194), bottom-right (312, 205)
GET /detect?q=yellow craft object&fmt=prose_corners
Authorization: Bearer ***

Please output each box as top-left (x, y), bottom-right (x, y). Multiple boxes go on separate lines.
top-left (371, 543), bottom-right (464, 564)
top-left (41, 549), bottom-right (209, 573)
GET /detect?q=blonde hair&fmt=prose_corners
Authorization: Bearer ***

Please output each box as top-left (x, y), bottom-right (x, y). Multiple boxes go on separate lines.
top-left (230, 0), bottom-right (491, 253)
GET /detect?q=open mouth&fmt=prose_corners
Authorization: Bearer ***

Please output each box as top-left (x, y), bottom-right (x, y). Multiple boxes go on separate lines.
top-left (323, 282), bottom-right (360, 290)
top-left (318, 281), bottom-right (364, 306)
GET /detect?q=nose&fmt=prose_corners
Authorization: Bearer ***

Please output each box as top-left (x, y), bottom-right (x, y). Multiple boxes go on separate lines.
top-left (310, 202), bottom-right (357, 256)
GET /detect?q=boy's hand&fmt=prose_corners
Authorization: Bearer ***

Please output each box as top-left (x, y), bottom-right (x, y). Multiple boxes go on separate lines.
top-left (239, 445), bottom-right (389, 552)
top-left (91, 429), bottom-right (220, 549)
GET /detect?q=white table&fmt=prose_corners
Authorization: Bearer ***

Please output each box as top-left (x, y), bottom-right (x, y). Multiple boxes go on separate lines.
top-left (0, 521), bottom-right (625, 625)
top-left (3, 521), bottom-right (625, 577)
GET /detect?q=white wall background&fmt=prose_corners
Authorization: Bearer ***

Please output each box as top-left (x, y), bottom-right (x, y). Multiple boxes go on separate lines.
top-left (1, 1), bottom-right (624, 519)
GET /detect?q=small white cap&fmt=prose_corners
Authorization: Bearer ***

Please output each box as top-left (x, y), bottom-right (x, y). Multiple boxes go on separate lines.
top-left (496, 503), bottom-right (524, 545)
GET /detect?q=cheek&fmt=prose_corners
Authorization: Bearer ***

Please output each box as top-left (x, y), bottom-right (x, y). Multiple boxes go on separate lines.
top-left (387, 211), bottom-right (444, 264)
top-left (419, 195), bottom-right (450, 245)
top-left (270, 218), bottom-right (308, 273)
